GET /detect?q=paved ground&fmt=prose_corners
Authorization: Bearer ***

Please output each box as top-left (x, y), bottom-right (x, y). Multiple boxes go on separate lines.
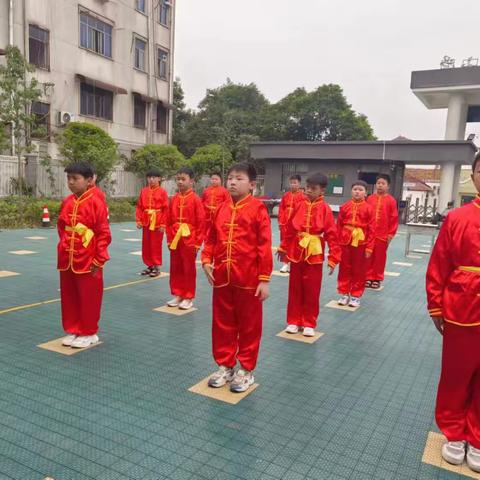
top-left (0, 221), bottom-right (464, 479)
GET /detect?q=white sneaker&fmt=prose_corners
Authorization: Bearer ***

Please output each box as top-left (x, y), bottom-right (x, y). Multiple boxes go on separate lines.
top-left (349, 296), bottom-right (361, 308)
top-left (71, 334), bottom-right (99, 349)
top-left (285, 324), bottom-right (299, 334)
top-left (62, 334), bottom-right (76, 346)
top-left (303, 327), bottom-right (315, 337)
top-left (338, 295), bottom-right (350, 306)
top-left (467, 444), bottom-right (480, 472)
top-left (167, 296), bottom-right (182, 307)
top-left (178, 299), bottom-right (193, 310)
top-left (279, 264), bottom-right (290, 273)
top-left (208, 366), bottom-right (235, 388)
top-left (442, 441), bottom-right (466, 465)
top-left (230, 369), bottom-right (254, 393)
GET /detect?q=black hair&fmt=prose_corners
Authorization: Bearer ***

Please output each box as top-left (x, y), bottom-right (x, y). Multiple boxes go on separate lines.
top-left (177, 166), bottom-right (195, 179)
top-left (146, 168), bottom-right (161, 178)
top-left (306, 172), bottom-right (328, 188)
top-left (376, 173), bottom-right (391, 184)
top-left (290, 174), bottom-right (301, 182)
top-left (227, 162), bottom-right (257, 181)
top-left (211, 172), bottom-right (222, 179)
top-left (64, 162), bottom-right (94, 179)
top-left (473, 151), bottom-right (480, 172)
top-left (352, 180), bottom-right (368, 189)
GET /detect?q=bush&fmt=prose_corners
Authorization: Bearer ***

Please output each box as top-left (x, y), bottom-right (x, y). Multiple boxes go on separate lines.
top-left (0, 196), bottom-right (137, 228)
top-left (124, 144), bottom-right (186, 178)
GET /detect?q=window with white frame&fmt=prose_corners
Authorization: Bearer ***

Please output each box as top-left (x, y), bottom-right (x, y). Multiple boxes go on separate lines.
top-left (134, 37), bottom-right (147, 71)
top-left (133, 95), bottom-right (146, 128)
top-left (159, 0), bottom-right (171, 27)
top-left (29, 25), bottom-right (49, 69)
top-left (136, 0), bottom-right (145, 13)
top-left (80, 83), bottom-right (113, 120)
top-left (80, 12), bottom-right (112, 58)
top-left (157, 48), bottom-right (168, 80)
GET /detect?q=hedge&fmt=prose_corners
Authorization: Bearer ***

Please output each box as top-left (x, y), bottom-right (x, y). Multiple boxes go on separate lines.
top-left (0, 196), bottom-right (137, 229)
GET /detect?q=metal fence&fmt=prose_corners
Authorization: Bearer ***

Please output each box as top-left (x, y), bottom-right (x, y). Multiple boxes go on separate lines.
top-left (405, 197), bottom-right (438, 224)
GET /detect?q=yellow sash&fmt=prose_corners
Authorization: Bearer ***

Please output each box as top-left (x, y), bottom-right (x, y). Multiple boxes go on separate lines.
top-left (299, 233), bottom-right (323, 259)
top-left (458, 266), bottom-right (480, 274)
top-left (146, 209), bottom-right (157, 231)
top-left (170, 223), bottom-right (190, 250)
top-left (65, 223), bottom-right (94, 248)
top-left (349, 227), bottom-right (365, 247)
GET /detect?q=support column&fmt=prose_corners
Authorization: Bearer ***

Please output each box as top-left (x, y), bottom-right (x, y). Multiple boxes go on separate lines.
top-left (452, 163), bottom-right (462, 207)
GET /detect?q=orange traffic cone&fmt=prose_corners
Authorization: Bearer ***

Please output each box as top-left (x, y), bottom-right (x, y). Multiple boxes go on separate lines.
top-left (42, 205), bottom-right (50, 227)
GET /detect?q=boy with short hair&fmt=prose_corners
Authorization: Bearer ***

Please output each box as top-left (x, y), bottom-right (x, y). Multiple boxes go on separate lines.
top-left (366, 174), bottom-right (398, 289)
top-left (136, 169), bottom-right (169, 277)
top-left (202, 162), bottom-right (272, 392)
top-left (337, 180), bottom-right (374, 308)
top-left (426, 153), bottom-right (480, 473)
top-left (57, 162), bottom-right (111, 348)
top-left (202, 173), bottom-right (229, 232)
top-left (278, 172), bottom-right (341, 336)
top-left (278, 174), bottom-right (303, 273)
top-left (167, 166), bottom-right (205, 310)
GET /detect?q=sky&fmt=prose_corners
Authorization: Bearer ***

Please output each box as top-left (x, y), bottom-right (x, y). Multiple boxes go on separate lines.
top-left (174, 0), bottom-right (480, 141)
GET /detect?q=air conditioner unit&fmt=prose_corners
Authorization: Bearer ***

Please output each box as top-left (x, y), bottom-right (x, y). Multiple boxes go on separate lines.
top-left (58, 111), bottom-right (74, 126)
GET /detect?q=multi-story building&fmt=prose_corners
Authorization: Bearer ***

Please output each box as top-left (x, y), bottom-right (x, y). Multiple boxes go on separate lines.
top-left (0, 0), bottom-right (175, 159)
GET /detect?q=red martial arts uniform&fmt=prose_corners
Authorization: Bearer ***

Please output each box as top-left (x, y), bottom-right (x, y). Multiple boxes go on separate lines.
top-left (337, 199), bottom-right (374, 297)
top-left (366, 193), bottom-right (398, 282)
top-left (202, 194), bottom-right (273, 371)
top-left (426, 195), bottom-right (480, 448)
top-left (167, 189), bottom-right (205, 299)
top-left (57, 188), bottom-right (111, 336)
top-left (278, 190), bottom-right (303, 240)
top-left (202, 185), bottom-right (229, 231)
top-left (136, 185), bottom-right (169, 267)
top-left (279, 196), bottom-right (341, 328)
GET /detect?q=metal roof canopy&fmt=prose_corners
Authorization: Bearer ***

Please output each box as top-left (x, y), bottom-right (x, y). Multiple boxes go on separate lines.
top-left (250, 140), bottom-right (476, 165)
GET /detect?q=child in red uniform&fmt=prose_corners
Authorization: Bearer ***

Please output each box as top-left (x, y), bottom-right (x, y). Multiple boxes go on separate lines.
top-left (167, 166), bottom-right (205, 310)
top-left (57, 162), bottom-right (111, 348)
top-left (278, 172), bottom-right (341, 336)
top-left (202, 163), bottom-right (272, 392)
top-left (337, 180), bottom-right (374, 308)
top-left (278, 174), bottom-right (303, 273)
top-left (366, 174), bottom-right (398, 289)
top-left (136, 169), bottom-right (169, 277)
top-left (426, 153), bottom-right (480, 472)
top-left (202, 173), bottom-right (229, 233)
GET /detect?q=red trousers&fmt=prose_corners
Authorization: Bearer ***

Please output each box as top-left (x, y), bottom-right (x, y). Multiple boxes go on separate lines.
top-left (436, 323), bottom-right (480, 448)
top-left (60, 269), bottom-right (103, 336)
top-left (367, 238), bottom-right (388, 281)
top-left (212, 285), bottom-right (263, 372)
top-left (169, 243), bottom-right (197, 299)
top-left (337, 244), bottom-right (367, 297)
top-left (142, 228), bottom-right (163, 267)
top-left (287, 261), bottom-right (323, 328)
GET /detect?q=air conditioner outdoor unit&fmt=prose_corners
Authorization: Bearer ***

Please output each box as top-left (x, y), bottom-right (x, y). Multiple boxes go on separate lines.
top-left (58, 111), bottom-right (74, 126)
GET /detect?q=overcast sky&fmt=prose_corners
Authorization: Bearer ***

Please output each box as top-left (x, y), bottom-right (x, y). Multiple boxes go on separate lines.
top-left (174, 0), bottom-right (480, 141)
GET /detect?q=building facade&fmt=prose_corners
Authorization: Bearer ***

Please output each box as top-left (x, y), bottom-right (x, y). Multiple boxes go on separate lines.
top-left (0, 0), bottom-right (175, 159)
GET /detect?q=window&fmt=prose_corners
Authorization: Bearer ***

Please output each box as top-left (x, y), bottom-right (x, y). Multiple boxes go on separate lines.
top-left (159, 0), bottom-right (171, 26)
top-left (134, 37), bottom-right (147, 71)
top-left (80, 83), bottom-right (113, 120)
top-left (156, 103), bottom-right (168, 133)
top-left (133, 95), bottom-right (146, 128)
top-left (136, 0), bottom-right (145, 13)
top-left (325, 174), bottom-right (345, 196)
top-left (31, 102), bottom-right (50, 138)
top-left (157, 49), bottom-right (168, 79)
top-left (80, 12), bottom-right (112, 58)
top-left (29, 25), bottom-right (49, 69)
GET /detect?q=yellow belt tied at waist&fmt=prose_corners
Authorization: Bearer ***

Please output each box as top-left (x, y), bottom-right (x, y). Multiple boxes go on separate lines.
top-left (170, 223), bottom-right (190, 250)
top-left (458, 266), bottom-right (480, 274)
top-left (146, 209), bottom-right (157, 231)
top-left (299, 233), bottom-right (323, 260)
top-left (347, 226), bottom-right (365, 247)
top-left (65, 223), bottom-right (94, 248)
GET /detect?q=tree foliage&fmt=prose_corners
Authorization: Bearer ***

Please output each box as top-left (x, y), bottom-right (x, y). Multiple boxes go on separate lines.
top-left (125, 144), bottom-right (186, 178)
top-left (57, 122), bottom-right (118, 183)
top-left (189, 144), bottom-right (233, 178)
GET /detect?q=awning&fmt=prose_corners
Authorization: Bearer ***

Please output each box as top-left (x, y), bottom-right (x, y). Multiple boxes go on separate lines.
top-left (158, 100), bottom-right (175, 110)
top-left (132, 91), bottom-right (158, 103)
top-left (75, 73), bottom-right (127, 94)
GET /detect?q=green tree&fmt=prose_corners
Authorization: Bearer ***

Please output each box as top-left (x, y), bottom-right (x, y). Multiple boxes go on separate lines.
top-left (125, 144), bottom-right (186, 178)
top-left (57, 122), bottom-right (118, 183)
top-left (190, 144), bottom-right (233, 178)
top-left (0, 45), bottom-right (42, 186)
top-left (172, 78), bottom-right (194, 155)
